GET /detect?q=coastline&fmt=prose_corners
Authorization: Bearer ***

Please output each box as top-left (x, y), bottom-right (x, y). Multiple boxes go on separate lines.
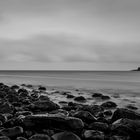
top-left (0, 82), bottom-right (140, 139)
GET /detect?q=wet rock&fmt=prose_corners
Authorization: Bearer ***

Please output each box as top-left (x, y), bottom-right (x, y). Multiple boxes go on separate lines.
top-left (0, 126), bottom-right (24, 138)
top-left (104, 110), bottom-right (113, 116)
top-left (109, 135), bottom-right (130, 140)
top-left (18, 88), bottom-right (28, 94)
top-left (16, 137), bottom-right (28, 140)
top-left (0, 114), bottom-right (7, 123)
top-left (101, 101), bottom-right (117, 109)
top-left (0, 91), bottom-right (6, 98)
top-left (111, 118), bottom-right (140, 138)
top-left (11, 85), bottom-right (19, 90)
top-left (101, 95), bottom-right (110, 100)
top-left (88, 122), bottom-right (109, 133)
top-left (73, 111), bottom-right (97, 123)
top-left (15, 111), bottom-right (33, 117)
top-left (30, 100), bottom-right (60, 111)
top-left (126, 104), bottom-right (138, 110)
top-left (6, 94), bottom-right (19, 103)
top-left (92, 93), bottom-right (103, 97)
top-left (52, 131), bottom-right (81, 140)
top-left (0, 102), bottom-right (13, 114)
top-left (111, 108), bottom-right (140, 122)
top-left (22, 114), bottom-right (84, 130)
top-left (39, 95), bottom-right (50, 101)
top-left (74, 96), bottom-right (86, 102)
top-left (66, 94), bottom-right (75, 98)
top-left (0, 136), bottom-right (11, 140)
top-left (83, 130), bottom-right (104, 140)
top-left (38, 86), bottom-right (46, 91)
top-left (81, 105), bottom-right (104, 116)
top-left (29, 134), bottom-right (50, 140)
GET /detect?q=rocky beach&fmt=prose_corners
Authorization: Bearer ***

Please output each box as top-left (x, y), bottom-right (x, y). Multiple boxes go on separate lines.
top-left (0, 83), bottom-right (139, 140)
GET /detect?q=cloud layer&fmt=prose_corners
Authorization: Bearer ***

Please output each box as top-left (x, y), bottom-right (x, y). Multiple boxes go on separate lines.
top-left (0, 0), bottom-right (140, 70)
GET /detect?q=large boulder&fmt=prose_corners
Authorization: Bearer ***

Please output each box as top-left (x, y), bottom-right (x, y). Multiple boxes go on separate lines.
top-left (111, 118), bottom-right (140, 139)
top-left (101, 101), bottom-right (117, 109)
top-left (29, 100), bottom-right (60, 111)
top-left (29, 134), bottom-right (50, 140)
top-left (0, 126), bottom-right (23, 138)
top-left (111, 108), bottom-right (140, 122)
top-left (73, 111), bottom-right (97, 123)
top-left (0, 102), bottom-right (14, 114)
top-left (83, 130), bottom-right (104, 140)
top-left (74, 96), bottom-right (86, 102)
top-left (22, 114), bottom-right (84, 130)
top-left (52, 131), bottom-right (81, 140)
top-left (88, 122), bottom-right (109, 133)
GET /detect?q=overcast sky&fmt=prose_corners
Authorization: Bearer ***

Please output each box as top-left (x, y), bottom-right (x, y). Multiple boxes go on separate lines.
top-left (0, 0), bottom-right (140, 70)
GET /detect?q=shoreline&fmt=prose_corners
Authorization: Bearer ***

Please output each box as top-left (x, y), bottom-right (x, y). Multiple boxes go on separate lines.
top-left (0, 82), bottom-right (140, 139)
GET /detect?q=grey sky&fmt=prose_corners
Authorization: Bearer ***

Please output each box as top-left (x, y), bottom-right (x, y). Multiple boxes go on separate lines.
top-left (0, 0), bottom-right (140, 70)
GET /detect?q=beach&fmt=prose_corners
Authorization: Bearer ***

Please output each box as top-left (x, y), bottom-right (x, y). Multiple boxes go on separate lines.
top-left (0, 71), bottom-right (140, 139)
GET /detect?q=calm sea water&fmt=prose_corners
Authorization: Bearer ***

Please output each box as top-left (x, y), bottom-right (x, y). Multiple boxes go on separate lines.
top-left (0, 71), bottom-right (140, 91)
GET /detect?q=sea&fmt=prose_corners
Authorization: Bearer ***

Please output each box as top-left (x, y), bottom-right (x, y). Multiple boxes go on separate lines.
top-left (0, 71), bottom-right (140, 91)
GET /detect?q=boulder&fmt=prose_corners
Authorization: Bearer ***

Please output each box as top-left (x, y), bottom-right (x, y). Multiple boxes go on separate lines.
top-left (101, 101), bottom-right (117, 109)
top-left (0, 126), bottom-right (23, 137)
top-left (126, 104), bottom-right (138, 110)
top-left (0, 136), bottom-right (11, 140)
top-left (80, 105), bottom-right (104, 116)
top-left (0, 102), bottom-right (13, 114)
top-left (83, 130), bottom-right (104, 140)
top-left (29, 134), bottom-right (50, 140)
top-left (52, 131), bottom-right (81, 140)
top-left (38, 86), bottom-right (46, 91)
top-left (92, 93), bottom-right (103, 97)
top-left (66, 94), bottom-right (75, 98)
top-left (111, 108), bottom-right (140, 122)
top-left (73, 111), bottom-right (97, 123)
top-left (111, 118), bottom-right (140, 139)
top-left (29, 100), bottom-right (60, 111)
top-left (22, 114), bottom-right (84, 130)
top-left (89, 122), bottom-right (109, 133)
top-left (16, 137), bottom-right (28, 140)
top-left (74, 96), bottom-right (86, 102)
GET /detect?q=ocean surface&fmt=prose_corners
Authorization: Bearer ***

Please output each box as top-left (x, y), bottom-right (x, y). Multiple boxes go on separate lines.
top-left (0, 71), bottom-right (140, 91)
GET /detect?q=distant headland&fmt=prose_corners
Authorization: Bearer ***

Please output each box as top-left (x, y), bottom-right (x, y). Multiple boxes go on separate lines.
top-left (132, 67), bottom-right (140, 71)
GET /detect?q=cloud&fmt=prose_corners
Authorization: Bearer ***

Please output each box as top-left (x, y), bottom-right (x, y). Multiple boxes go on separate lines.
top-left (0, 34), bottom-right (140, 65)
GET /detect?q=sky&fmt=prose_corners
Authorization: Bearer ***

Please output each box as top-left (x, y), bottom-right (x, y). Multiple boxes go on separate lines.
top-left (0, 0), bottom-right (140, 70)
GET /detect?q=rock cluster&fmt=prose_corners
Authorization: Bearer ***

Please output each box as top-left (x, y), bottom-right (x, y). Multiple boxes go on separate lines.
top-left (0, 83), bottom-right (139, 140)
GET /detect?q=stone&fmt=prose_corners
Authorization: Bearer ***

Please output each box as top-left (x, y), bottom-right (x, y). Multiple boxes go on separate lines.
top-left (80, 105), bottom-right (104, 116)
top-left (88, 122), bottom-right (109, 133)
top-left (11, 85), bottom-right (19, 90)
top-left (111, 108), bottom-right (140, 122)
top-left (22, 114), bottom-right (84, 130)
top-left (0, 136), bottom-right (11, 140)
top-left (16, 137), bottom-right (28, 140)
top-left (0, 102), bottom-right (13, 114)
top-left (0, 114), bottom-right (7, 123)
top-left (74, 96), bottom-right (86, 102)
top-left (111, 118), bottom-right (140, 139)
top-left (83, 130), bottom-right (104, 140)
top-left (39, 95), bottom-right (50, 101)
top-left (0, 126), bottom-right (23, 137)
top-left (104, 110), bottom-right (113, 116)
top-left (66, 94), bottom-right (75, 98)
top-left (30, 100), bottom-right (60, 111)
top-left (52, 131), bottom-right (81, 140)
top-left (101, 95), bottom-right (110, 100)
top-left (101, 101), bottom-right (117, 109)
top-left (29, 134), bottom-right (50, 140)
top-left (38, 86), bottom-right (46, 91)
top-left (92, 93), bottom-right (103, 97)
top-left (126, 104), bottom-right (138, 110)
top-left (73, 111), bottom-right (97, 123)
